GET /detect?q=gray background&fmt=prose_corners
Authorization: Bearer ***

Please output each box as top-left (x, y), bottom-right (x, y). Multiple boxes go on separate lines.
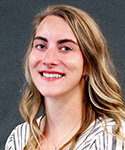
top-left (0, 0), bottom-right (125, 149)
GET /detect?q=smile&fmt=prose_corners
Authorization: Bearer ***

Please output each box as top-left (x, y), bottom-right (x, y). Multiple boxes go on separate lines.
top-left (40, 71), bottom-right (65, 80)
top-left (43, 73), bottom-right (63, 78)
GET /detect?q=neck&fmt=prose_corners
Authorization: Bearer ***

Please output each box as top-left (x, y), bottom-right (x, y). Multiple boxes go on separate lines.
top-left (43, 76), bottom-right (85, 125)
top-left (46, 89), bottom-right (84, 126)
top-left (40, 82), bottom-right (86, 149)
top-left (42, 87), bottom-right (85, 141)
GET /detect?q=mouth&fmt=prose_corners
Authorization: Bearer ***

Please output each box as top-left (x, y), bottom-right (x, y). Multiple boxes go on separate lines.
top-left (39, 71), bottom-right (65, 80)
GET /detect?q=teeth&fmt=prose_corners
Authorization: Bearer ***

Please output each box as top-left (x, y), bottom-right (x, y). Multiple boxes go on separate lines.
top-left (43, 73), bottom-right (62, 78)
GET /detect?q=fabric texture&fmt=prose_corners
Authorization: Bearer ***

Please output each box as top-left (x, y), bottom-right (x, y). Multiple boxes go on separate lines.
top-left (5, 117), bottom-right (125, 150)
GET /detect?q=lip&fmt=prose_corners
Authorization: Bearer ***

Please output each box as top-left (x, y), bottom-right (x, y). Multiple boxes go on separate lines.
top-left (39, 70), bottom-right (65, 81)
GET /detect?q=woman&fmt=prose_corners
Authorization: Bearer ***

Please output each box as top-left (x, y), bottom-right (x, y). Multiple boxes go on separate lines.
top-left (5, 5), bottom-right (125, 150)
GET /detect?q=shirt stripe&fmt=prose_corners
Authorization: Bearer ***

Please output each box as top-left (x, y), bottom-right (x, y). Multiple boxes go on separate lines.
top-left (5, 117), bottom-right (125, 150)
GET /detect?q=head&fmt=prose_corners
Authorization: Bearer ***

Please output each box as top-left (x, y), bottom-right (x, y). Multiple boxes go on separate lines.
top-left (25, 5), bottom-right (112, 101)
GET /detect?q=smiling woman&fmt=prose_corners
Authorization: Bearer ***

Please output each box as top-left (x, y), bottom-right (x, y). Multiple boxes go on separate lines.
top-left (29, 15), bottom-right (85, 98)
top-left (5, 5), bottom-right (125, 150)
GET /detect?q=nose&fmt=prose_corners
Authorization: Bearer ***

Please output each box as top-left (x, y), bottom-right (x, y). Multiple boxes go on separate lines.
top-left (42, 47), bottom-right (59, 68)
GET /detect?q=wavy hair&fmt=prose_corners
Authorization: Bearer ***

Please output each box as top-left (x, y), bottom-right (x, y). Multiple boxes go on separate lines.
top-left (20, 5), bottom-right (125, 150)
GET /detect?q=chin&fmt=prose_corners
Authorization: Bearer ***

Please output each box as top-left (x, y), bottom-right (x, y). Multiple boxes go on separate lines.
top-left (40, 91), bottom-right (59, 98)
top-left (41, 92), bottom-right (65, 100)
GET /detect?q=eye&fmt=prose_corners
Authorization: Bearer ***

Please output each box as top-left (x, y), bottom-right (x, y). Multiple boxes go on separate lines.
top-left (35, 44), bottom-right (46, 50)
top-left (61, 46), bottom-right (72, 52)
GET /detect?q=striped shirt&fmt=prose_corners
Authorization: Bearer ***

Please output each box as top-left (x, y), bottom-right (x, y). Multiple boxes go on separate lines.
top-left (5, 117), bottom-right (125, 150)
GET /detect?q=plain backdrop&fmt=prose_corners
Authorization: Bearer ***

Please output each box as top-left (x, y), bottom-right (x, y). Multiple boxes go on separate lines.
top-left (0, 0), bottom-right (125, 149)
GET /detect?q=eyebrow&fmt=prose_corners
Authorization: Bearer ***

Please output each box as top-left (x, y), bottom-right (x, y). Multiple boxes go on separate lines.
top-left (57, 39), bottom-right (78, 45)
top-left (34, 36), bottom-right (78, 45)
top-left (34, 36), bottom-right (48, 42)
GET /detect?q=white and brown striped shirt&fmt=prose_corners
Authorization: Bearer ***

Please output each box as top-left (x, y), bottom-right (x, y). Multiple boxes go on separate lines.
top-left (5, 117), bottom-right (125, 150)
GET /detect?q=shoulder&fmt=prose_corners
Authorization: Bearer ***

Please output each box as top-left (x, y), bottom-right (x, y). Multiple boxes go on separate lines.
top-left (5, 121), bottom-right (29, 150)
top-left (5, 116), bottom-right (42, 150)
top-left (89, 118), bottom-right (125, 150)
top-left (76, 117), bottom-right (125, 150)
top-left (99, 118), bottom-right (125, 135)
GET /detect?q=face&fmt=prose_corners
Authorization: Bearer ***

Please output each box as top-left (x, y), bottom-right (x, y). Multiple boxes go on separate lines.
top-left (29, 15), bottom-right (86, 99)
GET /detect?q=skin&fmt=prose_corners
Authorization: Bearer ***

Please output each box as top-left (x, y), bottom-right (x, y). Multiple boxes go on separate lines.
top-left (29, 15), bottom-right (86, 149)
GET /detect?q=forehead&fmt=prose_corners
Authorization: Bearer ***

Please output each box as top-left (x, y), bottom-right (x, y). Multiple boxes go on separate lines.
top-left (35, 15), bottom-right (77, 42)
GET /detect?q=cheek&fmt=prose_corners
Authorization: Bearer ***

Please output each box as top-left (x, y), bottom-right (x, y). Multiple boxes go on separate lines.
top-left (66, 55), bottom-right (84, 73)
top-left (28, 51), bottom-right (40, 71)
top-left (28, 53), bottom-right (35, 72)
top-left (28, 52), bottom-right (40, 84)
